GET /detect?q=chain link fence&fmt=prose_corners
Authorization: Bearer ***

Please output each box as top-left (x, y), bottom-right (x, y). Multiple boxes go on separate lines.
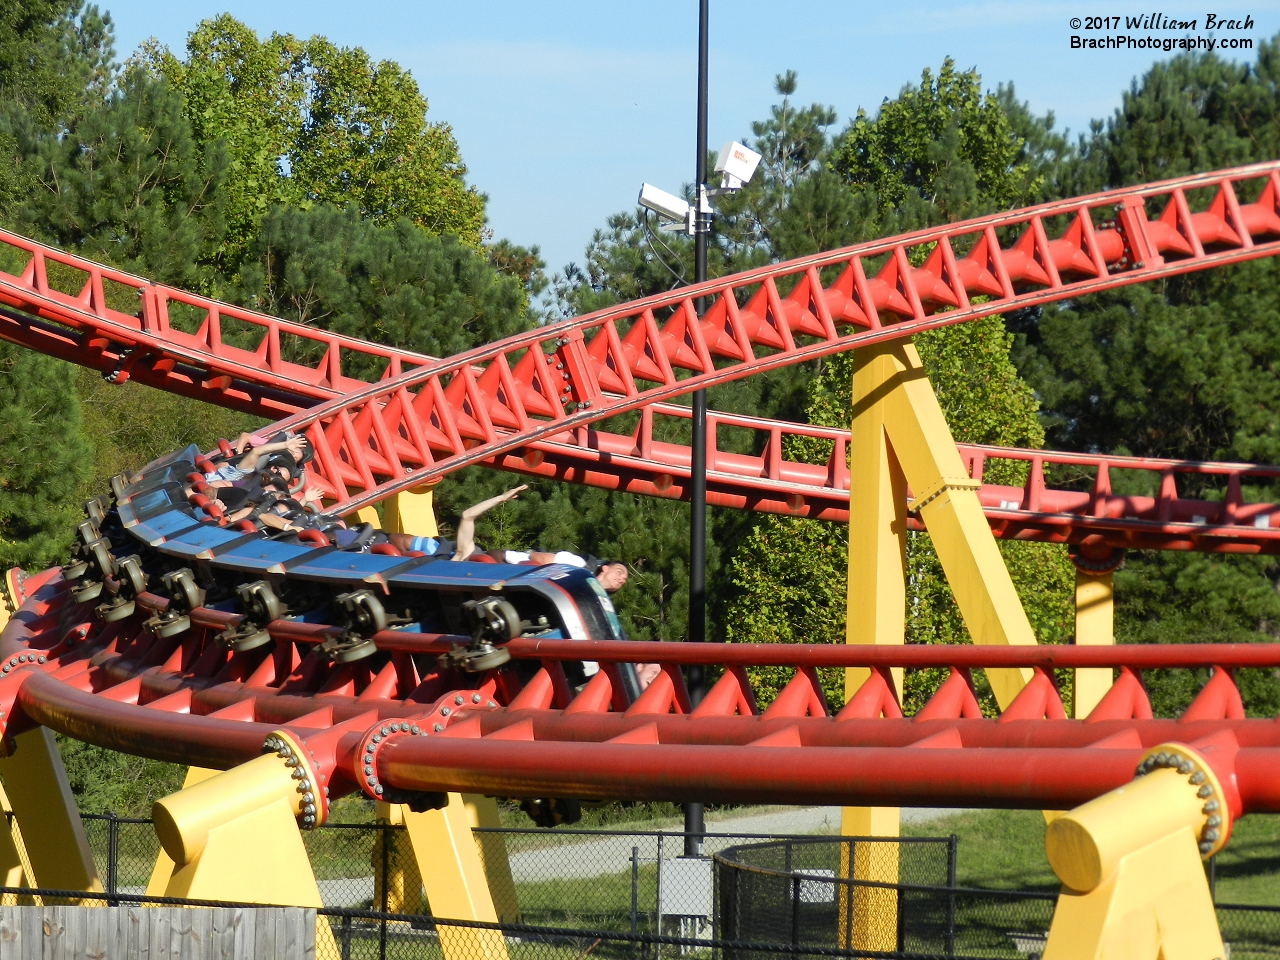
top-left (714, 838), bottom-right (1057, 959)
top-left (68, 815), bottom-right (1280, 959)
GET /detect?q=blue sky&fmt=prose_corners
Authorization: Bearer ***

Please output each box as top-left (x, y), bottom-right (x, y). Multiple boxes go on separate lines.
top-left (103, 1), bottom-right (1280, 274)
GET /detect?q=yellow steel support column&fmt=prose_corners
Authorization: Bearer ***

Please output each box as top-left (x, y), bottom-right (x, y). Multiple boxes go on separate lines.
top-left (373, 802), bottom-right (425, 915)
top-left (0, 727), bottom-right (101, 899)
top-left (842, 344), bottom-right (907, 948)
top-left (374, 795), bottom-right (517, 921)
top-left (1043, 743), bottom-right (1227, 959)
top-left (0, 568), bottom-right (18, 634)
top-left (383, 483), bottom-right (440, 537)
top-left (145, 767), bottom-right (218, 896)
top-left (875, 340), bottom-right (1036, 707)
top-left (836, 825), bottom-right (900, 951)
top-left (151, 743), bottom-right (337, 956)
top-left (0, 780), bottom-right (29, 904)
top-left (400, 793), bottom-right (509, 960)
top-left (465, 794), bottom-right (520, 923)
top-left (842, 340), bottom-right (1043, 944)
top-left (1073, 569), bottom-right (1115, 719)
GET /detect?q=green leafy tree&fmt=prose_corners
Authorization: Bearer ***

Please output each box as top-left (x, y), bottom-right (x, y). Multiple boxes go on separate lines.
top-left (0, 1), bottom-right (114, 224)
top-left (727, 62), bottom-right (1073, 711)
top-left (0, 343), bottom-right (92, 569)
top-left (831, 57), bottom-right (1046, 220)
top-left (140, 14), bottom-right (486, 270)
top-left (0, 1), bottom-right (113, 125)
top-left (232, 204), bottom-right (530, 368)
top-left (5, 66), bottom-right (229, 292)
top-left (1011, 40), bottom-right (1280, 716)
top-left (0, 0), bottom-right (119, 573)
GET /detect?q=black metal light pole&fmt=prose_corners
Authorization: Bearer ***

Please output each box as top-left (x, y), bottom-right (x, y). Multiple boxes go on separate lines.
top-left (683, 0), bottom-right (710, 858)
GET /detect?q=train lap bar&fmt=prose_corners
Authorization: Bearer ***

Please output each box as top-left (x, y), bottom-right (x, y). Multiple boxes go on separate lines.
top-left (6, 165), bottom-right (1280, 552)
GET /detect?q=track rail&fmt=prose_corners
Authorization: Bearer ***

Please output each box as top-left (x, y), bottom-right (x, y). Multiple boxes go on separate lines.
top-left (2, 164), bottom-right (1280, 828)
top-left (5, 165), bottom-right (1280, 549)
top-left (1, 568), bottom-right (1277, 820)
top-left (259, 162), bottom-right (1280, 516)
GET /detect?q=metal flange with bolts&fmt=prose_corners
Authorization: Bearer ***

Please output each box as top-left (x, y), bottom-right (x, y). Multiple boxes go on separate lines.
top-left (358, 697), bottom-right (500, 810)
top-left (261, 730), bottom-right (330, 830)
top-left (1133, 742), bottom-right (1231, 857)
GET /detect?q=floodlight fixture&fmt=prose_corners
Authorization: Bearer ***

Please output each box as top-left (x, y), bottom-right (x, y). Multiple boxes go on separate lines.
top-left (713, 141), bottom-right (762, 192)
top-left (638, 183), bottom-right (691, 227)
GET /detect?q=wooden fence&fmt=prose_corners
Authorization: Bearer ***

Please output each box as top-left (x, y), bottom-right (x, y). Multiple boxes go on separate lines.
top-left (0, 905), bottom-right (314, 958)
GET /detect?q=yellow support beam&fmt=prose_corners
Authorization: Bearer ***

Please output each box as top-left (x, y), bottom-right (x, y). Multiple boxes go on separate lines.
top-left (464, 794), bottom-right (520, 923)
top-left (0, 568), bottom-right (19, 635)
top-left (384, 483), bottom-right (440, 537)
top-left (1073, 569), bottom-right (1115, 719)
top-left (0, 780), bottom-right (29, 905)
top-left (836, 817), bottom-right (900, 951)
top-left (842, 344), bottom-right (908, 941)
top-left (375, 794), bottom-right (518, 922)
top-left (349, 482), bottom-right (439, 536)
top-left (1043, 743), bottom-right (1226, 959)
top-left (867, 340), bottom-right (1036, 707)
top-left (373, 802), bottom-right (425, 915)
top-left (145, 767), bottom-right (218, 896)
top-left (401, 793), bottom-right (509, 960)
top-left (841, 340), bottom-right (1045, 947)
top-left (150, 742), bottom-right (337, 956)
top-left (0, 727), bottom-right (101, 899)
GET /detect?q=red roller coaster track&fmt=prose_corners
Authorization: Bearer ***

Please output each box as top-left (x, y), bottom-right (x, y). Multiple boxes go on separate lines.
top-left (5, 164), bottom-right (1280, 552)
top-left (2, 164), bottom-right (1280, 825)
top-left (2, 569), bottom-right (1277, 825)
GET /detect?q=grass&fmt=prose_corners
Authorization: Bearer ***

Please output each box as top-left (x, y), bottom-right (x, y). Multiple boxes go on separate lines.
top-left (902, 809), bottom-right (1059, 890)
top-left (903, 808), bottom-right (1280, 906)
top-left (1209, 814), bottom-right (1280, 906)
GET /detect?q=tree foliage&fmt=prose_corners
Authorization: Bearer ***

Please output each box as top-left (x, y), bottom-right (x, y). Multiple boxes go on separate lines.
top-left (7, 67), bottom-right (229, 292)
top-left (139, 15), bottom-right (486, 269)
top-left (1009, 40), bottom-right (1280, 715)
top-left (726, 63), bottom-right (1073, 710)
top-left (0, 343), bottom-right (92, 570)
top-left (830, 58), bottom-right (1047, 219)
top-left (0, 7), bottom-right (520, 808)
top-left (0, 1), bottom-right (113, 125)
top-left (233, 204), bottom-right (530, 368)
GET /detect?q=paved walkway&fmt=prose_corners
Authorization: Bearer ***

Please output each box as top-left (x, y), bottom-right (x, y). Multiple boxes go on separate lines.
top-left (506, 806), bottom-right (962, 883)
top-left (309, 806), bottom-right (970, 902)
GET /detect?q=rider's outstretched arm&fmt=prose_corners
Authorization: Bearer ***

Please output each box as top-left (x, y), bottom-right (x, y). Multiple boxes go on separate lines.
top-left (454, 485), bottom-right (527, 559)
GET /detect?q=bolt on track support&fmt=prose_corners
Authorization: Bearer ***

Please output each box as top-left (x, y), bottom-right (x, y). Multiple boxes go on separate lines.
top-left (150, 740), bottom-right (337, 956)
top-left (1043, 742), bottom-right (1230, 959)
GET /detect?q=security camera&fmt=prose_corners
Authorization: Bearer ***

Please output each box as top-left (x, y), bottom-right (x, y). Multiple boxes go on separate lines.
top-left (714, 141), bottom-right (762, 191)
top-left (638, 183), bottom-right (691, 228)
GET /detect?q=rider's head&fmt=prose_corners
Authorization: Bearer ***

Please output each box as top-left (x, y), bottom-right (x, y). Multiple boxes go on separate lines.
top-left (594, 560), bottom-right (629, 593)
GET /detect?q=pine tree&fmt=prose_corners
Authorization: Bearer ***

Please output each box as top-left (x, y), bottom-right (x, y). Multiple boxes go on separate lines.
top-left (0, 343), bottom-right (91, 569)
top-left (726, 62), bottom-right (1074, 711)
top-left (1011, 38), bottom-right (1280, 717)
